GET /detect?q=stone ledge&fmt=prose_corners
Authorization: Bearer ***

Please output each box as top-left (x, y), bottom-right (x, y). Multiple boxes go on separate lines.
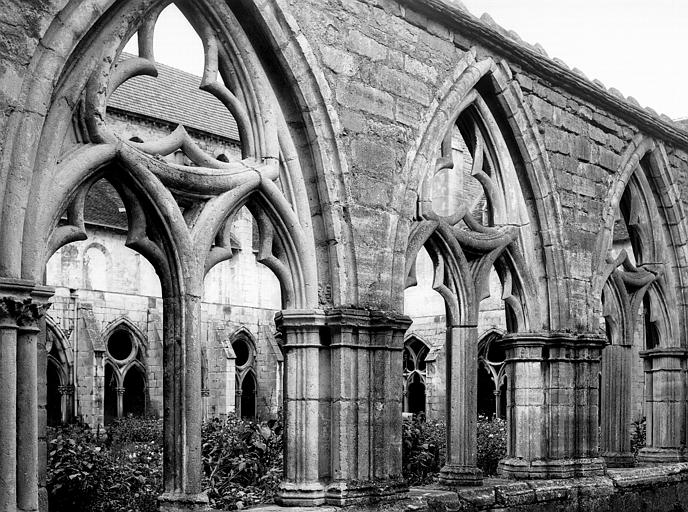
top-left (244, 464), bottom-right (688, 512)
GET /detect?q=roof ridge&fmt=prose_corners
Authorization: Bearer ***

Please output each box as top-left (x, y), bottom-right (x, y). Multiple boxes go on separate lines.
top-left (465, 10), bottom-right (678, 123)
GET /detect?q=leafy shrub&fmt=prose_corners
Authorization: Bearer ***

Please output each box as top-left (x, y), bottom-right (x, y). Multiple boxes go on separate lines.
top-left (47, 424), bottom-right (105, 511)
top-left (47, 422), bottom-right (162, 512)
top-left (631, 416), bottom-right (646, 460)
top-left (476, 415), bottom-right (507, 476)
top-left (402, 415), bottom-right (445, 485)
top-left (402, 414), bottom-right (507, 483)
top-left (107, 416), bottom-right (163, 447)
top-left (202, 415), bottom-right (283, 510)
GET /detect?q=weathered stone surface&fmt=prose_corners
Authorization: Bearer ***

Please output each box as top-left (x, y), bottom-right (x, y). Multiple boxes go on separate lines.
top-left (3, 1), bottom-right (688, 511)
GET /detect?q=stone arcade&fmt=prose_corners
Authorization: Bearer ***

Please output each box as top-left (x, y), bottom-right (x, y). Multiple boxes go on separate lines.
top-left (3, 1), bottom-right (688, 511)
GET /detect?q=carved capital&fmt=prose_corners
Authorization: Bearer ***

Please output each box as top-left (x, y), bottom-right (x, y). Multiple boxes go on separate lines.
top-left (0, 297), bottom-right (26, 327)
top-left (17, 301), bottom-right (51, 331)
top-left (116, 387), bottom-right (126, 396)
top-left (201, 388), bottom-right (210, 397)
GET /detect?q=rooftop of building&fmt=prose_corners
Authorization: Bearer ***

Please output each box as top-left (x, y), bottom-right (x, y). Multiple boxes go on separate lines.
top-left (108, 53), bottom-right (239, 142)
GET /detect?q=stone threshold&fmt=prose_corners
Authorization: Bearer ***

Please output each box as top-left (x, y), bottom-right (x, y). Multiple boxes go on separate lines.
top-left (245, 463), bottom-right (688, 511)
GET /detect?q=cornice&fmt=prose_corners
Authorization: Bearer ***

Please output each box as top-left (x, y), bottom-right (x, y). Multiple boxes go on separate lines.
top-left (399, 0), bottom-right (688, 149)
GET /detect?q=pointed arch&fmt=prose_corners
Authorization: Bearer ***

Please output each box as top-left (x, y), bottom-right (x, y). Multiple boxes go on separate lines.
top-left (102, 316), bottom-right (148, 350)
top-left (592, 134), bottom-right (688, 339)
top-left (392, 52), bottom-right (563, 330)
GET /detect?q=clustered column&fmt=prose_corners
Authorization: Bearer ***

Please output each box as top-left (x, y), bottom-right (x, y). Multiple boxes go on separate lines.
top-left (0, 279), bottom-right (52, 512)
top-left (276, 308), bottom-right (412, 507)
top-left (275, 310), bottom-right (328, 506)
top-left (638, 347), bottom-right (688, 463)
top-left (498, 332), bottom-right (606, 478)
top-left (326, 309), bottom-right (411, 505)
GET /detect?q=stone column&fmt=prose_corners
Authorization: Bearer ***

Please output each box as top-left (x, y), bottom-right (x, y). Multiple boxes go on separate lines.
top-left (201, 389), bottom-right (210, 421)
top-left (158, 293), bottom-right (209, 512)
top-left (600, 343), bottom-right (634, 467)
top-left (325, 309), bottom-right (411, 505)
top-left (638, 348), bottom-right (688, 463)
top-left (58, 386), bottom-right (74, 424)
top-left (224, 349), bottom-right (236, 416)
top-left (498, 332), bottom-right (606, 479)
top-left (275, 310), bottom-right (328, 506)
top-left (0, 296), bottom-right (23, 512)
top-left (16, 299), bottom-right (48, 512)
top-left (439, 325), bottom-right (482, 486)
top-left (36, 314), bottom-right (48, 512)
top-left (116, 387), bottom-right (125, 419)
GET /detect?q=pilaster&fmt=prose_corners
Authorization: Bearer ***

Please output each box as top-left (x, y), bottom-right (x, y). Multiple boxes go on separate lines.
top-left (498, 332), bottom-right (606, 479)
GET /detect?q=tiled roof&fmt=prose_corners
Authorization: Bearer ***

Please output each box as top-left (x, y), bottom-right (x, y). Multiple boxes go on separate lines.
top-left (84, 179), bottom-right (128, 230)
top-left (108, 54), bottom-right (239, 142)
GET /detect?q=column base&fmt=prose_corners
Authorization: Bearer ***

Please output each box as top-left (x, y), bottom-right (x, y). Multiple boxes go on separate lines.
top-left (158, 491), bottom-right (210, 512)
top-left (498, 457), bottom-right (606, 479)
top-left (602, 451), bottom-right (635, 468)
top-left (438, 464), bottom-right (483, 487)
top-left (638, 447), bottom-right (688, 464)
top-left (275, 482), bottom-right (326, 506)
top-left (325, 479), bottom-right (407, 506)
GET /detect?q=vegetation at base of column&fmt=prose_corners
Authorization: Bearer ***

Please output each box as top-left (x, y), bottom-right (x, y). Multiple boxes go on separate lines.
top-left (46, 415), bottom-right (282, 512)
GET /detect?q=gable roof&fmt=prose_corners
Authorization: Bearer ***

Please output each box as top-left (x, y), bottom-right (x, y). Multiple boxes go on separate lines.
top-left (108, 53), bottom-right (240, 142)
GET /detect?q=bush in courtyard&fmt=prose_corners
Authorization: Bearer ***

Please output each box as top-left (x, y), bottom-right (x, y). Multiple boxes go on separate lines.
top-left (47, 421), bottom-right (162, 512)
top-left (107, 416), bottom-right (163, 447)
top-left (477, 415), bottom-right (507, 476)
top-left (402, 415), bottom-right (446, 485)
top-left (402, 414), bottom-right (507, 484)
top-left (202, 415), bottom-right (283, 510)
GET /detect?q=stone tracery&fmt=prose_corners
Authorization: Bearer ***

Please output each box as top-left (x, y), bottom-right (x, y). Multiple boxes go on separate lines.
top-left (2, 1), bottom-right (688, 511)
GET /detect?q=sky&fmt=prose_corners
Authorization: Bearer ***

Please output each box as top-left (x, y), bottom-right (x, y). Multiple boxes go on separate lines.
top-left (125, 1), bottom-right (688, 119)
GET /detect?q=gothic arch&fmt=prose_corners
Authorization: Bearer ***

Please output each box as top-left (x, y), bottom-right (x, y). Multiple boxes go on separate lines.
top-left (399, 54), bottom-right (547, 485)
top-left (81, 242), bottom-right (112, 290)
top-left (592, 134), bottom-right (686, 340)
top-left (392, 51), bottom-right (562, 329)
top-left (402, 335), bottom-right (430, 415)
top-left (102, 317), bottom-right (148, 356)
top-left (477, 328), bottom-right (507, 418)
top-left (1, 1), bottom-right (352, 505)
top-left (593, 135), bottom-right (687, 466)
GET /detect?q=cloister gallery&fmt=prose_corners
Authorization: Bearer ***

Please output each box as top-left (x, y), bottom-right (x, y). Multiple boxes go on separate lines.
top-left (2, 0), bottom-right (688, 511)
